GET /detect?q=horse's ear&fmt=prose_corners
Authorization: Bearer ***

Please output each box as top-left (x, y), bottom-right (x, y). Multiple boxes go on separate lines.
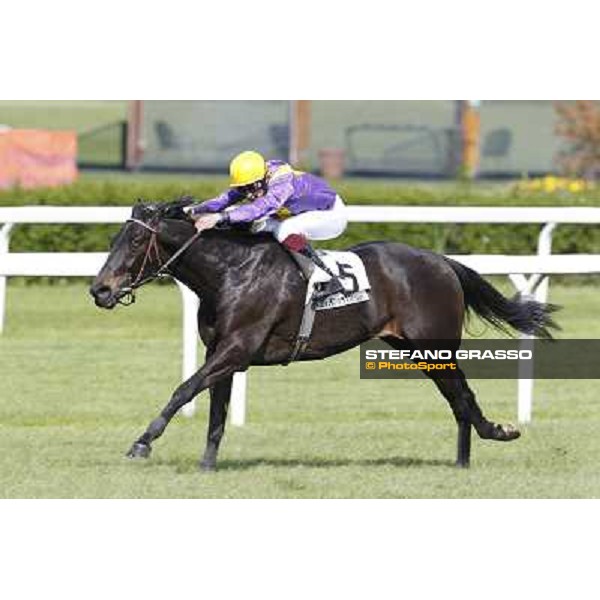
top-left (178, 195), bottom-right (196, 206)
top-left (161, 196), bottom-right (196, 220)
top-left (132, 200), bottom-right (146, 218)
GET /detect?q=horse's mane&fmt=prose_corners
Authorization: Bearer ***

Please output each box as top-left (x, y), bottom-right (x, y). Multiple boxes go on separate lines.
top-left (155, 196), bottom-right (197, 220)
top-left (141, 196), bottom-right (278, 246)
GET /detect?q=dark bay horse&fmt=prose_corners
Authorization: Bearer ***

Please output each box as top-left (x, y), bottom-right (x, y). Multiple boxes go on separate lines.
top-left (90, 199), bottom-right (557, 470)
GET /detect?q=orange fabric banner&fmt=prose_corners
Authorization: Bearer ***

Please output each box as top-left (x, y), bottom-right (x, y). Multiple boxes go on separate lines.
top-left (0, 129), bottom-right (78, 189)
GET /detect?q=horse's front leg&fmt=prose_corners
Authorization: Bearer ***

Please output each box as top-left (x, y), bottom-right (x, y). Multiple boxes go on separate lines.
top-left (199, 374), bottom-right (233, 472)
top-left (126, 337), bottom-right (249, 460)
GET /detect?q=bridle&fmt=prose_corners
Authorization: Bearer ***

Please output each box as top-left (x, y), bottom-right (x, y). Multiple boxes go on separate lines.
top-left (116, 217), bottom-right (202, 305)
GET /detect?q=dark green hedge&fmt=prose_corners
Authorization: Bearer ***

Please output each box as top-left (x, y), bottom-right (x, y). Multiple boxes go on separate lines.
top-left (2, 179), bottom-right (600, 256)
top-left (0, 179), bottom-right (225, 253)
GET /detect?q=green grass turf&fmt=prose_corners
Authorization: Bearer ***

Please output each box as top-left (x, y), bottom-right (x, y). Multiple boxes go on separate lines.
top-left (0, 281), bottom-right (599, 498)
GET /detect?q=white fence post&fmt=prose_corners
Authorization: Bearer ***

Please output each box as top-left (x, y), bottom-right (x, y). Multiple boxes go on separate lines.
top-left (509, 274), bottom-right (535, 423)
top-left (0, 223), bottom-right (14, 334)
top-left (514, 222), bottom-right (557, 424)
top-left (176, 281), bottom-right (200, 418)
top-left (517, 343), bottom-right (535, 423)
top-left (536, 223), bottom-right (557, 304)
top-left (230, 372), bottom-right (248, 426)
top-left (509, 222), bottom-right (557, 424)
top-left (174, 280), bottom-right (248, 423)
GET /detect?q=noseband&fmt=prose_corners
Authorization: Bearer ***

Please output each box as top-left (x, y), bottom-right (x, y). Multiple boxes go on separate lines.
top-left (116, 217), bottom-right (201, 306)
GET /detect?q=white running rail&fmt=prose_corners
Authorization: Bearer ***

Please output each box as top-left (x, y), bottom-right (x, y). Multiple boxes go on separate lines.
top-left (2, 205), bottom-right (600, 424)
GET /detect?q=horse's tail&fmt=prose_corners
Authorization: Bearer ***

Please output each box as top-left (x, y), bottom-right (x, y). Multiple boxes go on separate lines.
top-left (444, 257), bottom-right (560, 339)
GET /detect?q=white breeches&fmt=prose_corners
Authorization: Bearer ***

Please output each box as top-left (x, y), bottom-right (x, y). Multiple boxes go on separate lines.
top-left (259, 195), bottom-right (348, 242)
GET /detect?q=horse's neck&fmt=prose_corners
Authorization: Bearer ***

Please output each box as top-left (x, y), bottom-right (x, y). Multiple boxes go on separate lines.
top-left (164, 234), bottom-right (242, 299)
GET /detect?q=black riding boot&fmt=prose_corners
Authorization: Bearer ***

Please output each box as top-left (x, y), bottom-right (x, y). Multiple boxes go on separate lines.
top-left (299, 244), bottom-right (346, 300)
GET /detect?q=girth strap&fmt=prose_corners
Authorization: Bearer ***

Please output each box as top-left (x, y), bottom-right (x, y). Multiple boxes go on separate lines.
top-left (284, 299), bottom-right (316, 365)
top-left (282, 247), bottom-right (316, 365)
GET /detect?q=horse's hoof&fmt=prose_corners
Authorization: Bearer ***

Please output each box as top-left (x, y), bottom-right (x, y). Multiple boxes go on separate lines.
top-left (126, 442), bottom-right (152, 459)
top-left (455, 460), bottom-right (470, 469)
top-left (199, 461), bottom-right (217, 473)
top-left (494, 423), bottom-right (521, 442)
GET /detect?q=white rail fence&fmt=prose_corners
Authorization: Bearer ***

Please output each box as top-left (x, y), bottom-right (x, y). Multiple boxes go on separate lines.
top-left (1, 205), bottom-right (599, 425)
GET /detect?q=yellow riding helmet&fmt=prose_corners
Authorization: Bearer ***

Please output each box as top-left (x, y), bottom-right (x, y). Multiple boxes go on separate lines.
top-left (229, 151), bottom-right (267, 187)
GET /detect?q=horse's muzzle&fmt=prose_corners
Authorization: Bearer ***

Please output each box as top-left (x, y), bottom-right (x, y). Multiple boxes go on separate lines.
top-left (89, 283), bottom-right (119, 309)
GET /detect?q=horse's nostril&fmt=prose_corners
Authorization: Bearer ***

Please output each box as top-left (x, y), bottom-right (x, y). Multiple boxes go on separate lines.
top-left (90, 284), bottom-right (112, 300)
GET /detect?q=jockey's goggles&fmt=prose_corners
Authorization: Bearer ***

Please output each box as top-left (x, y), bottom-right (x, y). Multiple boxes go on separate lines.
top-left (237, 180), bottom-right (266, 199)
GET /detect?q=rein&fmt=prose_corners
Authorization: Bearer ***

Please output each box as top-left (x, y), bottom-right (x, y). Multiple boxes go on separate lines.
top-left (117, 218), bottom-right (202, 305)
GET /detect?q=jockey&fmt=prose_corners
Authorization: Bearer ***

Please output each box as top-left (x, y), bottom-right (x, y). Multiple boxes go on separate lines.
top-left (186, 150), bottom-right (348, 299)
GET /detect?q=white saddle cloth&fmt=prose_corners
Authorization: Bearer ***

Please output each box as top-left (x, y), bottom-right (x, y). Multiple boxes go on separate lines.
top-left (307, 250), bottom-right (371, 310)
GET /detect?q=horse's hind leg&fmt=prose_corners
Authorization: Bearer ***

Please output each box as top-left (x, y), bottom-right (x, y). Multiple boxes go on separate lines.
top-left (381, 335), bottom-right (472, 467)
top-left (199, 375), bottom-right (232, 472)
top-left (424, 369), bottom-right (476, 467)
top-left (426, 367), bottom-right (520, 467)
